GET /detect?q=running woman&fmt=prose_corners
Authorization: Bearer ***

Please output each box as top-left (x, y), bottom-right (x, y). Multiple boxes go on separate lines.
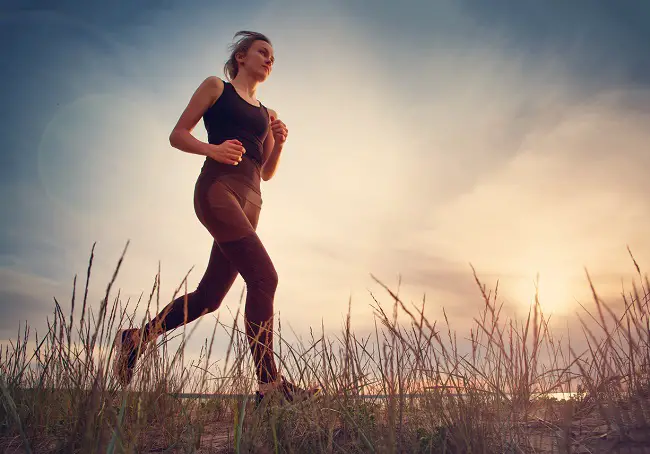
top-left (112, 31), bottom-right (318, 404)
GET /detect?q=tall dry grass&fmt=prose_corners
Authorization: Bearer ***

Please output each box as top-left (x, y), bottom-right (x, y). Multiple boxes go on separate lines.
top-left (0, 242), bottom-right (648, 453)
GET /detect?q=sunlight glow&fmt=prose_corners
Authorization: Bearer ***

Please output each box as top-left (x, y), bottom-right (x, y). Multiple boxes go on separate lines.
top-left (511, 270), bottom-right (575, 314)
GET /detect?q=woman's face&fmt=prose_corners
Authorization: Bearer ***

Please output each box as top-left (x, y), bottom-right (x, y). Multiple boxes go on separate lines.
top-left (239, 40), bottom-right (275, 80)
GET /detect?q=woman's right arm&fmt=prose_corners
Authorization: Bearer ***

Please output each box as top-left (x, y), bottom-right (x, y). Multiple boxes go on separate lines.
top-left (169, 76), bottom-right (223, 156)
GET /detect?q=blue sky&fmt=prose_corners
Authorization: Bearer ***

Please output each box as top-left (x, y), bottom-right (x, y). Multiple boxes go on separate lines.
top-left (2, 1), bottom-right (650, 360)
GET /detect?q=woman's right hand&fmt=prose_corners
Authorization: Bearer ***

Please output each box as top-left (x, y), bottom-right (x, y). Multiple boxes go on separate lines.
top-left (205, 139), bottom-right (246, 165)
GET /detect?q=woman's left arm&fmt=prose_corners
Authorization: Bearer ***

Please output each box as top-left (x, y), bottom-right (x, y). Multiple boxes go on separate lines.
top-left (261, 108), bottom-right (288, 181)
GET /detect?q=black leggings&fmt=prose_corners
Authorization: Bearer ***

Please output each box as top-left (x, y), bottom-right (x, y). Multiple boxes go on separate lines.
top-left (143, 172), bottom-right (278, 383)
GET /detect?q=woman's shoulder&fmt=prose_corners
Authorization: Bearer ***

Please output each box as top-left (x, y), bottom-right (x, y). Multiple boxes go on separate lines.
top-left (202, 76), bottom-right (226, 93)
top-left (198, 76), bottom-right (227, 109)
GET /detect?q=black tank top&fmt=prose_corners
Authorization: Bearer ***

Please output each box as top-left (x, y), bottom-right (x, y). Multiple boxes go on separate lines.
top-left (200, 80), bottom-right (270, 189)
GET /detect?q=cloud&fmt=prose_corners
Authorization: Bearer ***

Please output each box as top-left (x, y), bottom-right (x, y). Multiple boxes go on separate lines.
top-left (407, 87), bottom-right (650, 314)
top-left (0, 267), bottom-right (69, 337)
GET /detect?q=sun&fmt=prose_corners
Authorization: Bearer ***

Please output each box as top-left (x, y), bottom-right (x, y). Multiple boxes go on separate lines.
top-left (506, 266), bottom-right (580, 315)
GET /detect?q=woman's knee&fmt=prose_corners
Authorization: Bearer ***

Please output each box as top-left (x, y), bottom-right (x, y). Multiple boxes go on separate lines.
top-left (250, 261), bottom-right (278, 294)
top-left (267, 264), bottom-right (279, 292)
top-left (193, 286), bottom-right (225, 314)
top-left (219, 234), bottom-right (278, 293)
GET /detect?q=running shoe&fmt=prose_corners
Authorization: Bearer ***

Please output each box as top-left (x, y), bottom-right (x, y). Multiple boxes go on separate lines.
top-left (255, 375), bottom-right (321, 407)
top-left (112, 328), bottom-right (142, 386)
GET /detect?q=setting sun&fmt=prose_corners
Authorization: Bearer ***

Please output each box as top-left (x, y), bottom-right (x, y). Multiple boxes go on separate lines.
top-left (507, 267), bottom-right (578, 314)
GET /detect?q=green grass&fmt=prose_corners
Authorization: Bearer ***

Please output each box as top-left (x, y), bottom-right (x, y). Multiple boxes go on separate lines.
top-left (1, 241), bottom-right (648, 453)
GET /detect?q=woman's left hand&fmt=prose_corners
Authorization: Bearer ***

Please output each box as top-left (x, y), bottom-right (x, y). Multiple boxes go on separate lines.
top-left (270, 115), bottom-right (288, 145)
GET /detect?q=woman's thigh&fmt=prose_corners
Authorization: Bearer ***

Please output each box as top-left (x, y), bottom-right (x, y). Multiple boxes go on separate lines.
top-left (194, 178), bottom-right (259, 243)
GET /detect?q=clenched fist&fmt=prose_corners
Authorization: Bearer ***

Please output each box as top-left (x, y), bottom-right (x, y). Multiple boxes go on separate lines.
top-left (205, 139), bottom-right (246, 165)
top-left (270, 115), bottom-right (288, 145)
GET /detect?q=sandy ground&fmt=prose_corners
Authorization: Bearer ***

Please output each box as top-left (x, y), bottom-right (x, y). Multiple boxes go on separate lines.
top-left (142, 418), bottom-right (650, 453)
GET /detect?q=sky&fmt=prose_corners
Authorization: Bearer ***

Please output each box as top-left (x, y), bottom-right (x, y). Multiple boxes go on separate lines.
top-left (2, 0), bottom-right (650, 369)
